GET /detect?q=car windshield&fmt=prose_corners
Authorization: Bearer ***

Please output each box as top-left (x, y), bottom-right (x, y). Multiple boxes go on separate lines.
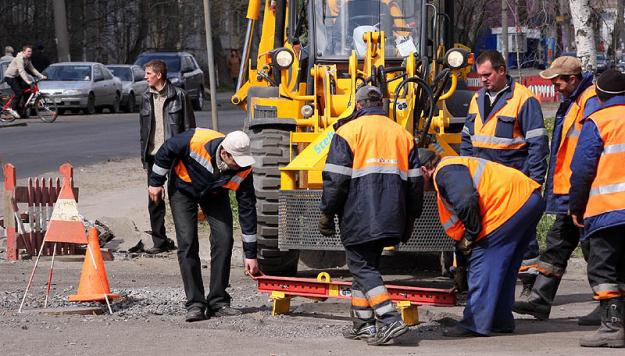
top-left (314, 0), bottom-right (422, 59)
top-left (107, 67), bottom-right (132, 81)
top-left (134, 55), bottom-right (181, 72)
top-left (45, 65), bottom-right (92, 81)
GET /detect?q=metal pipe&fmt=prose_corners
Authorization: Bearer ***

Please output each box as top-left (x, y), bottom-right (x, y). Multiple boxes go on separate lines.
top-left (203, 0), bottom-right (219, 131)
top-left (237, 20), bottom-right (255, 91)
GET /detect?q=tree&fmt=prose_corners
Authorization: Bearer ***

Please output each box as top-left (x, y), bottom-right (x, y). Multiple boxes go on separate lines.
top-left (569, 0), bottom-right (596, 70)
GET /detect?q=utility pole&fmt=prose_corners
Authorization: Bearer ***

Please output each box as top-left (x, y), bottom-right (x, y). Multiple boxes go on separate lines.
top-left (203, 0), bottom-right (219, 131)
top-left (52, 0), bottom-right (71, 62)
top-left (501, 0), bottom-right (508, 63)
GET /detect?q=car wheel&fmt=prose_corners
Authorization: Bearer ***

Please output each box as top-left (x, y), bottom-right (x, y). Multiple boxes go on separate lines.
top-left (192, 87), bottom-right (204, 111)
top-left (125, 92), bottom-right (135, 113)
top-left (57, 109), bottom-right (66, 116)
top-left (85, 93), bottom-right (96, 115)
top-left (110, 93), bottom-right (120, 113)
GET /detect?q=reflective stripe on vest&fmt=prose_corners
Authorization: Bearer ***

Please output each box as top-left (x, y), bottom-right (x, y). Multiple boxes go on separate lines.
top-left (433, 156), bottom-right (540, 241)
top-left (468, 84), bottom-right (538, 150)
top-left (174, 129), bottom-right (224, 183)
top-left (222, 167), bottom-right (253, 191)
top-left (585, 105), bottom-right (625, 218)
top-left (553, 85), bottom-right (596, 194)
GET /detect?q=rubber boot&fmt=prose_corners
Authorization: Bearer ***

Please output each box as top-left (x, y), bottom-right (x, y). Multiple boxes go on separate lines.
top-left (513, 274), bottom-right (560, 320)
top-left (580, 298), bottom-right (625, 348)
top-left (579, 304), bottom-right (602, 326)
top-left (518, 272), bottom-right (538, 299)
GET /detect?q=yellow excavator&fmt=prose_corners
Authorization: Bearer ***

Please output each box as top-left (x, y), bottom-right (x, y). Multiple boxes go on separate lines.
top-left (232, 0), bottom-right (474, 275)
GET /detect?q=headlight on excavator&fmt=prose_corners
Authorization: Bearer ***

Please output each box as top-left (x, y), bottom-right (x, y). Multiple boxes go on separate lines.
top-left (444, 48), bottom-right (471, 69)
top-left (272, 48), bottom-right (295, 69)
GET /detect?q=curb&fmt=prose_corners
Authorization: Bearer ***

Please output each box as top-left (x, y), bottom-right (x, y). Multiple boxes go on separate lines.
top-left (0, 122), bottom-right (27, 128)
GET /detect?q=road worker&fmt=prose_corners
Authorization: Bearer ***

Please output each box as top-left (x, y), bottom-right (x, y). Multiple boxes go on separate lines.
top-left (148, 129), bottom-right (259, 322)
top-left (319, 85), bottom-right (423, 345)
top-left (569, 70), bottom-right (625, 348)
top-left (460, 50), bottom-right (549, 296)
top-left (512, 56), bottom-right (601, 325)
top-left (419, 151), bottom-right (544, 336)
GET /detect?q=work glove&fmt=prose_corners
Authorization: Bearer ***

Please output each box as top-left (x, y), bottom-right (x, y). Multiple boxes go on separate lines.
top-left (456, 236), bottom-right (474, 256)
top-left (400, 216), bottom-right (417, 243)
top-left (319, 213), bottom-right (336, 237)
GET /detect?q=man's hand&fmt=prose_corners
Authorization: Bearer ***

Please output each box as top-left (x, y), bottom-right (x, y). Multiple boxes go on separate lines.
top-left (244, 258), bottom-right (260, 276)
top-left (571, 214), bottom-right (584, 228)
top-left (456, 236), bottom-right (473, 256)
top-left (319, 213), bottom-right (336, 236)
top-left (148, 186), bottom-right (165, 203)
top-left (41, 75), bottom-right (47, 80)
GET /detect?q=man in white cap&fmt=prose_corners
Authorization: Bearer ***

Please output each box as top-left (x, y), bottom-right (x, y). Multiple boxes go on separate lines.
top-left (149, 128), bottom-right (259, 322)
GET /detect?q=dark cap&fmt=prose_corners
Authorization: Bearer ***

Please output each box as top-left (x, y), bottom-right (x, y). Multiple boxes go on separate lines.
top-left (355, 85), bottom-right (383, 102)
top-left (596, 69), bottom-right (625, 95)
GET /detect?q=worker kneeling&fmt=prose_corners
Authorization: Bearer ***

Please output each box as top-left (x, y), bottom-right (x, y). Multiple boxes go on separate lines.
top-left (419, 151), bottom-right (545, 336)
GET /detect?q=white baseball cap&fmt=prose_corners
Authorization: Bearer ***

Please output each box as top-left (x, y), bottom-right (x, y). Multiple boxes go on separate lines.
top-left (221, 130), bottom-right (256, 167)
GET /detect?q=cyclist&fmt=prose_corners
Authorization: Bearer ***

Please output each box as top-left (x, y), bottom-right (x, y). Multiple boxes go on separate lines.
top-left (4, 44), bottom-right (46, 119)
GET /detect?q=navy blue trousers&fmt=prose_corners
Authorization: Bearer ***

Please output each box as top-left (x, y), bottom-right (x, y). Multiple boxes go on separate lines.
top-left (459, 191), bottom-right (545, 335)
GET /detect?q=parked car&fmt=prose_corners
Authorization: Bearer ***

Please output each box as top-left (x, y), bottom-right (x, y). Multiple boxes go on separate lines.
top-left (39, 62), bottom-right (122, 115)
top-left (106, 64), bottom-right (147, 112)
top-left (617, 54), bottom-right (625, 73)
top-left (133, 51), bottom-right (205, 110)
top-left (596, 53), bottom-right (609, 73)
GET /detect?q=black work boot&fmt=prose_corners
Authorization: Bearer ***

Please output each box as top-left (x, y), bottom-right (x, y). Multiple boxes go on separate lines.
top-left (518, 272), bottom-right (538, 298)
top-left (580, 298), bottom-right (625, 348)
top-left (578, 304), bottom-right (602, 326)
top-left (513, 274), bottom-right (561, 320)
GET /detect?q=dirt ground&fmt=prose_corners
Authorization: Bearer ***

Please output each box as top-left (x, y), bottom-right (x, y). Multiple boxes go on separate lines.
top-left (0, 157), bottom-right (616, 355)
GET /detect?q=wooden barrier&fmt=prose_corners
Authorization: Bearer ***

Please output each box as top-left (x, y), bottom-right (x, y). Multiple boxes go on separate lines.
top-left (2, 163), bottom-right (79, 260)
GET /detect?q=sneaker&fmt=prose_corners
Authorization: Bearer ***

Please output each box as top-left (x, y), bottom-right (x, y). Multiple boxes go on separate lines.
top-left (144, 239), bottom-right (177, 254)
top-left (6, 108), bottom-right (20, 119)
top-left (211, 306), bottom-right (242, 317)
top-left (185, 307), bottom-right (206, 322)
top-left (367, 320), bottom-right (408, 346)
top-left (342, 323), bottom-right (377, 340)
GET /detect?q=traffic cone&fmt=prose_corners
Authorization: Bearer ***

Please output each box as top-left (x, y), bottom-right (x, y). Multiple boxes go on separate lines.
top-left (68, 227), bottom-right (121, 303)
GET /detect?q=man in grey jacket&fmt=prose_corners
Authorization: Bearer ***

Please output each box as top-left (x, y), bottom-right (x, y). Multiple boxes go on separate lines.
top-left (4, 44), bottom-right (46, 118)
top-left (139, 59), bottom-right (196, 254)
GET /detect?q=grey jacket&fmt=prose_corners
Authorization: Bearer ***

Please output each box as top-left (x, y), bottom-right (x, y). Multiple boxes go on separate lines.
top-left (140, 81), bottom-right (196, 168)
top-left (5, 52), bottom-right (43, 83)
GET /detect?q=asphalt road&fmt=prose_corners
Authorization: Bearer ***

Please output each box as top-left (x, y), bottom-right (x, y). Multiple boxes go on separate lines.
top-left (0, 108), bottom-right (245, 177)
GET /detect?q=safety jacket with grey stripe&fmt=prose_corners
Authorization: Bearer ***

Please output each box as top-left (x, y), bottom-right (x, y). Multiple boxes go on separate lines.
top-left (460, 76), bottom-right (549, 184)
top-left (570, 95), bottom-right (625, 238)
top-left (320, 107), bottom-right (424, 246)
top-left (149, 128), bottom-right (257, 258)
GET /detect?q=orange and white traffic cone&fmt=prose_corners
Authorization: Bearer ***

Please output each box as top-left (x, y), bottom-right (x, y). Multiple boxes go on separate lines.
top-left (68, 227), bottom-right (120, 312)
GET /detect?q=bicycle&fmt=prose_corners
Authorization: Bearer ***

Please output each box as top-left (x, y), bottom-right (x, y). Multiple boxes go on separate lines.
top-left (0, 78), bottom-right (58, 123)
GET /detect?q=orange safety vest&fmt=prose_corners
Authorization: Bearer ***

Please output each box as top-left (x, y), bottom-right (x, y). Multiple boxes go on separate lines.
top-left (552, 85), bottom-right (597, 194)
top-left (174, 129), bottom-right (252, 190)
top-left (468, 84), bottom-right (538, 150)
top-left (433, 156), bottom-right (540, 241)
top-left (584, 104), bottom-right (625, 218)
top-left (340, 114), bottom-right (414, 179)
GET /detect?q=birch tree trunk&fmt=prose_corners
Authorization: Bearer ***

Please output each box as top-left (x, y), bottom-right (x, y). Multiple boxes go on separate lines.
top-left (614, 0), bottom-right (624, 54)
top-left (569, 0), bottom-right (596, 70)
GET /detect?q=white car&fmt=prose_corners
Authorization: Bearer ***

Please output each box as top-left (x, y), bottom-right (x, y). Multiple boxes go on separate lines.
top-left (106, 64), bottom-right (148, 112)
top-left (39, 62), bottom-right (122, 115)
